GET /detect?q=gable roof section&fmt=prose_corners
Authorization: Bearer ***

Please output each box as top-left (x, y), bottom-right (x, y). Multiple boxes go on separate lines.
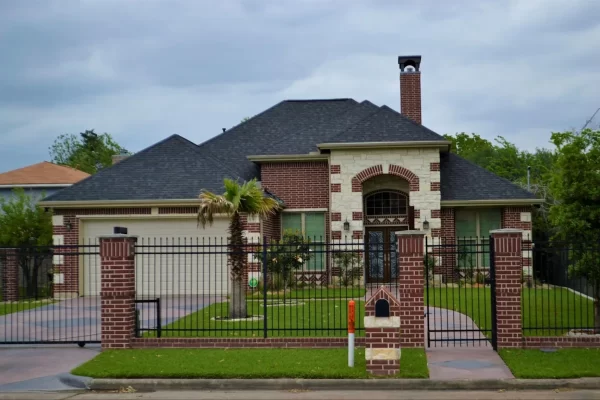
top-left (199, 99), bottom-right (361, 181)
top-left (323, 105), bottom-right (445, 144)
top-left (440, 152), bottom-right (538, 201)
top-left (43, 135), bottom-right (243, 202)
top-left (0, 162), bottom-right (89, 185)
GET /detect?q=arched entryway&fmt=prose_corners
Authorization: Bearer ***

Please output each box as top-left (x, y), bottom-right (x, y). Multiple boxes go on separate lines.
top-left (362, 175), bottom-right (415, 283)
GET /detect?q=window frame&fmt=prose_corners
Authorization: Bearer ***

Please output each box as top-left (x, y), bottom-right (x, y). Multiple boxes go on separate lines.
top-left (455, 208), bottom-right (501, 269)
top-left (281, 210), bottom-right (326, 271)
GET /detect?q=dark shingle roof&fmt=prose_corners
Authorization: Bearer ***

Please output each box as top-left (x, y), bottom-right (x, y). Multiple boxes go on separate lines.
top-left (44, 99), bottom-right (536, 203)
top-left (44, 135), bottom-right (242, 201)
top-left (440, 152), bottom-right (537, 201)
top-left (324, 105), bottom-right (445, 143)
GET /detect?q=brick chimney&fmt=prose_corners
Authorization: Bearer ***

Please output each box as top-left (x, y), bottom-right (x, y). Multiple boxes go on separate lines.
top-left (398, 55), bottom-right (422, 124)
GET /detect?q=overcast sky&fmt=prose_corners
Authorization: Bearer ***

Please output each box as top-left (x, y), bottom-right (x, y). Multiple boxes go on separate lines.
top-left (1, 0), bottom-right (599, 172)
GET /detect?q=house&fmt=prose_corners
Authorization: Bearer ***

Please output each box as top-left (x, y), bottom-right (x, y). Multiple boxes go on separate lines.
top-left (0, 161), bottom-right (89, 204)
top-left (40, 55), bottom-right (541, 297)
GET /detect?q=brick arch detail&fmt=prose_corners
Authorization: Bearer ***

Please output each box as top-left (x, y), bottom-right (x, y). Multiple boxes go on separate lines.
top-left (351, 164), bottom-right (420, 192)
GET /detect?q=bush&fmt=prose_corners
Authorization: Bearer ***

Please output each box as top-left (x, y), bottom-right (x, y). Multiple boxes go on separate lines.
top-left (332, 252), bottom-right (362, 287)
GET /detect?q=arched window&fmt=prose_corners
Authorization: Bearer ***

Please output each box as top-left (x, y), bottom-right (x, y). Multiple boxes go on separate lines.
top-left (364, 191), bottom-right (408, 216)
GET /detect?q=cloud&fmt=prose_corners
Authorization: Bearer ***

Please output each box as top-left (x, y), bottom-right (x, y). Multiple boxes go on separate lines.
top-left (0, 0), bottom-right (599, 171)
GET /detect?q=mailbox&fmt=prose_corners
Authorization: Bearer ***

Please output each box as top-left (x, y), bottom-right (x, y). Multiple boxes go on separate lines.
top-left (375, 299), bottom-right (390, 318)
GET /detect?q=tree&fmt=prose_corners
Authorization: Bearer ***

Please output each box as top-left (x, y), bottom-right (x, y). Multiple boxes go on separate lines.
top-left (549, 128), bottom-right (600, 331)
top-left (197, 178), bottom-right (280, 319)
top-left (49, 129), bottom-right (129, 174)
top-left (0, 189), bottom-right (53, 298)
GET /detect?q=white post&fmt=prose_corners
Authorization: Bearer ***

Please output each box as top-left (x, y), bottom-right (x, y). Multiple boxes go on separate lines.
top-left (348, 300), bottom-right (355, 367)
top-left (348, 332), bottom-right (355, 367)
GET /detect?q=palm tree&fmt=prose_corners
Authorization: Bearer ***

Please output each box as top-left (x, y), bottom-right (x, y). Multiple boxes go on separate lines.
top-left (198, 178), bottom-right (280, 319)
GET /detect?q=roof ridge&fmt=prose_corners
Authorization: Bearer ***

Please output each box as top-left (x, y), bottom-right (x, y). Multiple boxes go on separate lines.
top-left (323, 105), bottom-right (385, 143)
top-left (197, 100), bottom-right (287, 149)
top-left (259, 99), bottom-right (361, 152)
top-left (446, 152), bottom-right (537, 197)
top-left (283, 98), bottom-right (354, 103)
top-left (42, 161), bottom-right (89, 175)
top-left (378, 105), bottom-right (446, 140)
top-left (43, 134), bottom-right (193, 201)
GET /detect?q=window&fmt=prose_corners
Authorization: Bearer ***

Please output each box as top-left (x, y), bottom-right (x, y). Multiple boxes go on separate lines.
top-left (365, 191), bottom-right (408, 216)
top-left (282, 212), bottom-right (325, 270)
top-left (456, 209), bottom-right (501, 268)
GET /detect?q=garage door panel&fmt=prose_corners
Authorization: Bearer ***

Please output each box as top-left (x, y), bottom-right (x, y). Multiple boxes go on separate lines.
top-left (82, 218), bottom-right (229, 296)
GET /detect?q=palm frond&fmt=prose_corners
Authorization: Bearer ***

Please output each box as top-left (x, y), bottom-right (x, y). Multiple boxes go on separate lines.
top-left (197, 190), bottom-right (234, 228)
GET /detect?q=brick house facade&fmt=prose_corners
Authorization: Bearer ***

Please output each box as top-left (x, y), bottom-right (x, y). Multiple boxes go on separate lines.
top-left (41, 55), bottom-right (541, 296)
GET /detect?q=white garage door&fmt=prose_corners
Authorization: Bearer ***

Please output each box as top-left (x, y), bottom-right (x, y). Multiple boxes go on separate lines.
top-left (81, 217), bottom-right (229, 296)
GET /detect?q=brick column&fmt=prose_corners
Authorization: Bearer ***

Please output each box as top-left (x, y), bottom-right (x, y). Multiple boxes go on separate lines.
top-left (397, 230), bottom-right (426, 348)
top-left (0, 249), bottom-right (19, 301)
top-left (491, 229), bottom-right (523, 349)
top-left (100, 235), bottom-right (137, 350)
top-left (364, 286), bottom-right (401, 375)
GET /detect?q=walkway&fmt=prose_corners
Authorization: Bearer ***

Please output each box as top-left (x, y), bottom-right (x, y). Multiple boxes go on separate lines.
top-left (425, 306), bottom-right (513, 380)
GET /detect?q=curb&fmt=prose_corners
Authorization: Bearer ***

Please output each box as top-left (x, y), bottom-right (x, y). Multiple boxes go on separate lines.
top-left (58, 374), bottom-right (93, 390)
top-left (86, 377), bottom-right (600, 391)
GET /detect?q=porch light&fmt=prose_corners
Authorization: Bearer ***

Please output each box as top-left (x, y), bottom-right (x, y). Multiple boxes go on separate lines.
top-left (422, 218), bottom-right (429, 230)
top-left (65, 222), bottom-right (73, 231)
top-left (343, 219), bottom-right (350, 231)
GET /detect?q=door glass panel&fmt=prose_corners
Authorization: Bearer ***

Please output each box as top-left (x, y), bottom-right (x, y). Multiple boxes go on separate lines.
top-left (389, 230), bottom-right (398, 279)
top-left (368, 230), bottom-right (385, 280)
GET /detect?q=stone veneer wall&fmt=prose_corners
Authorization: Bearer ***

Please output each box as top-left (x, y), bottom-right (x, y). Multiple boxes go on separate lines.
top-left (329, 148), bottom-right (441, 242)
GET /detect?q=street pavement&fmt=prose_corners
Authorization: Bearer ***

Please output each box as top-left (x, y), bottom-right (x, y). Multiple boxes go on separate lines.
top-left (2, 390), bottom-right (600, 400)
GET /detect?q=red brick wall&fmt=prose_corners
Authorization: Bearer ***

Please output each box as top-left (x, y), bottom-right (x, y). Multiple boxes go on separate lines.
top-left (400, 72), bottom-right (422, 124)
top-left (396, 234), bottom-right (425, 348)
top-left (260, 162), bottom-right (329, 209)
top-left (437, 208), bottom-right (456, 280)
top-left (262, 212), bottom-right (281, 241)
top-left (492, 231), bottom-right (522, 349)
top-left (523, 337), bottom-right (600, 348)
top-left (100, 237), bottom-right (136, 349)
top-left (132, 337), bottom-right (366, 348)
top-left (502, 206), bottom-right (532, 236)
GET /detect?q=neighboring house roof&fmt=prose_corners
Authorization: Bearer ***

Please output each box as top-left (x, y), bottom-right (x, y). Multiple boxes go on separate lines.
top-left (0, 161), bottom-right (89, 186)
top-left (42, 99), bottom-right (538, 203)
top-left (440, 152), bottom-right (537, 201)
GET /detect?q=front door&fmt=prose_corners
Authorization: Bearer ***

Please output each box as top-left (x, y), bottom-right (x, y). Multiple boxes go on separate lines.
top-left (365, 226), bottom-right (407, 283)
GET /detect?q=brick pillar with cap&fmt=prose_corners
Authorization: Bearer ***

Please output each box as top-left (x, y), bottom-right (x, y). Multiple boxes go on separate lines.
top-left (100, 234), bottom-right (137, 350)
top-left (0, 249), bottom-right (19, 301)
top-left (397, 230), bottom-right (426, 348)
top-left (491, 229), bottom-right (523, 349)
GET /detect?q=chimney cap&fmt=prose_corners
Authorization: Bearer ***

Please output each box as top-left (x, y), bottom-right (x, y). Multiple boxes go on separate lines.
top-left (398, 55), bottom-right (422, 72)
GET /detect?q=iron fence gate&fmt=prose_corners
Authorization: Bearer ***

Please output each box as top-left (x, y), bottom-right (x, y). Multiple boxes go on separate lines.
top-left (0, 244), bottom-right (100, 345)
top-left (425, 236), bottom-right (497, 348)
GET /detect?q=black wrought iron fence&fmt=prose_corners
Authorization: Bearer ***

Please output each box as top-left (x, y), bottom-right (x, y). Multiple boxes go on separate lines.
top-left (0, 243), bottom-right (100, 345)
top-left (133, 236), bottom-right (394, 338)
top-left (523, 240), bottom-right (599, 336)
top-left (425, 236), bottom-right (496, 347)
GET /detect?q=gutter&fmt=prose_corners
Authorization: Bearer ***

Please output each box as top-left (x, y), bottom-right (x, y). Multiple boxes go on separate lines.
top-left (0, 184), bottom-right (72, 189)
top-left (317, 140), bottom-right (451, 150)
top-left (441, 199), bottom-right (544, 207)
top-left (247, 154), bottom-right (329, 162)
top-left (39, 198), bottom-right (201, 208)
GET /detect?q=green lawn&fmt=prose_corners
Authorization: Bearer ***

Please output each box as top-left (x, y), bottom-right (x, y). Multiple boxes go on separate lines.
top-left (150, 299), bottom-right (365, 337)
top-left (426, 287), bottom-right (595, 336)
top-left (72, 348), bottom-right (428, 379)
top-left (499, 349), bottom-right (600, 379)
top-left (247, 287), bottom-right (366, 299)
top-left (0, 300), bottom-right (52, 316)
